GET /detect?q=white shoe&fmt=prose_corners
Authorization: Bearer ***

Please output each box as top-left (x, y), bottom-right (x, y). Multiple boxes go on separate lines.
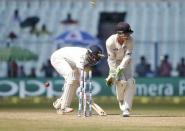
top-left (122, 109), bottom-right (130, 117)
top-left (56, 107), bottom-right (74, 115)
top-left (53, 99), bottom-right (62, 109)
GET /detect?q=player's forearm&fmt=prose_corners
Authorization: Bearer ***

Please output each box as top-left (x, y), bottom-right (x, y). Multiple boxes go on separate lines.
top-left (106, 42), bottom-right (116, 70)
top-left (108, 58), bottom-right (117, 71)
top-left (119, 55), bottom-right (132, 69)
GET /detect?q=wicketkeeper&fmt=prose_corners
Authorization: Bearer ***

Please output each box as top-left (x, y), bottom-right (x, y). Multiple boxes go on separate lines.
top-left (50, 45), bottom-right (104, 114)
top-left (105, 22), bottom-right (135, 117)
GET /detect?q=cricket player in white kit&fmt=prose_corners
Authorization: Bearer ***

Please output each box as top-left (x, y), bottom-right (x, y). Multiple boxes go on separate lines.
top-left (50, 45), bottom-right (104, 114)
top-left (105, 22), bottom-right (135, 117)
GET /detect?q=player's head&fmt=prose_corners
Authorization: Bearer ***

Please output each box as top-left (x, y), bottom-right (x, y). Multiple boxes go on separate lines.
top-left (85, 45), bottom-right (105, 66)
top-left (116, 22), bottom-right (133, 39)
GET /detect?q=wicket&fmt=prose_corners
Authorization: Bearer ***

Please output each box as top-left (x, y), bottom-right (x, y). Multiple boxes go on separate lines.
top-left (78, 69), bottom-right (92, 117)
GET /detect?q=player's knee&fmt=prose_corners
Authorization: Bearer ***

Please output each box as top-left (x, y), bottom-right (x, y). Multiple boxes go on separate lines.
top-left (66, 79), bottom-right (80, 88)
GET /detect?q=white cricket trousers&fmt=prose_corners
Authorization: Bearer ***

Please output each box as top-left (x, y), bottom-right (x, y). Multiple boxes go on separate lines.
top-left (115, 78), bottom-right (135, 111)
top-left (50, 55), bottom-right (80, 109)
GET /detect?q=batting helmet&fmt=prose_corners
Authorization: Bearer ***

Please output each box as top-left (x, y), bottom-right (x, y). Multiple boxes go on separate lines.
top-left (85, 45), bottom-right (104, 66)
top-left (116, 22), bottom-right (133, 34)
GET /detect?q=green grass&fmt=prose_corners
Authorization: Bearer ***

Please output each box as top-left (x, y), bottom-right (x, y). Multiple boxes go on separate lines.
top-left (1, 96), bottom-right (185, 108)
top-left (0, 108), bottom-right (185, 131)
top-left (0, 97), bottom-right (185, 131)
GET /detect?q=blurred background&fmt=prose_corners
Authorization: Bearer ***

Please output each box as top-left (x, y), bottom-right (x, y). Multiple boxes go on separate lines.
top-left (0, 0), bottom-right (185, 106)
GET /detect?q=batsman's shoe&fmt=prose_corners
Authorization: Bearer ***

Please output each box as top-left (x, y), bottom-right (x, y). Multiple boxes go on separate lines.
top-left (53, 99), bottom-right (62, 109)
top-left (56, 107), bottom-right (74, 115)
top-left (122, 109), bottom-right (130, 117)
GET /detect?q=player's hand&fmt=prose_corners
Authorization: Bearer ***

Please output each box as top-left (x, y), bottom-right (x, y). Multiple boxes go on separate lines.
top-left (115, 67), bottom-right (124, 80)
top-left (105, 75), bottom-right (115, 87)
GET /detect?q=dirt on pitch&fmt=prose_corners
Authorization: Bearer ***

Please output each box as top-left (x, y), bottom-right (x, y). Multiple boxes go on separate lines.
top-left (0, 109), bottom-right (185, 131)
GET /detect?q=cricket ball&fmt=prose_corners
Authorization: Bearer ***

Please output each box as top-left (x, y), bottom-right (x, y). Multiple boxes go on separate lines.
top-left (44, 82), bottom-right (50, 88)
top-left (90, 0), bottom-right (96, 6)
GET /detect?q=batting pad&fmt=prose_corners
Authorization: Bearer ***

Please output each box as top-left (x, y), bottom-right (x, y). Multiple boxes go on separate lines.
top-left (60, 80), bottom-right (79, 109)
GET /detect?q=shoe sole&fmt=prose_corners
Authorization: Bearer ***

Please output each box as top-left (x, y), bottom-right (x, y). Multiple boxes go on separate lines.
top-left (123, 114), bottom-right (130, 117)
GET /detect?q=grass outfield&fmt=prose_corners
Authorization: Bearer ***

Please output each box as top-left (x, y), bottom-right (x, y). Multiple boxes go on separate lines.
top-left (0, 97), bottom-right (185, 131)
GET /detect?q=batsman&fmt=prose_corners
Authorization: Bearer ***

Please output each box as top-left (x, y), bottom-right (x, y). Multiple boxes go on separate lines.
top-left (105, 22), bottom-right (135, 117)
top-left (50, 45), bottom-right (104, 114)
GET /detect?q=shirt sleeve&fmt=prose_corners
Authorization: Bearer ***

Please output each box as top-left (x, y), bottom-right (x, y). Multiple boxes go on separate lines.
top-left (106, 37), bottom-right (117, 71)
top-left (119, 38), bottom-right (134, 69)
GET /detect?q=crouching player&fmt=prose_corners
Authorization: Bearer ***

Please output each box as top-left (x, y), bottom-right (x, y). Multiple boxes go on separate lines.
top-left (50, 45), bottom-right (104, 114)
top-left (105, 22), bottom-right (136, 117)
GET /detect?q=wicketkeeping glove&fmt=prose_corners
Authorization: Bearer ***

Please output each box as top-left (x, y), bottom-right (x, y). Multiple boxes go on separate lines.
top-left (105, 75), bottom-right (115, 87)
top-left (115, 67), bottom-right (124, 80)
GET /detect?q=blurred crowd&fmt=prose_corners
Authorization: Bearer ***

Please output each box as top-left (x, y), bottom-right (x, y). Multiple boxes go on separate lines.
top-left (7, 8), bottom-right (52, 41)
top-left (7, 8), bottom-right (78, 42)
top-left (7, 59), bottom-right (55, 78)
top-left (6, 54), bottom-right (185, 78)
top-left (3, 7), bottom-right (185, 78)
top-left (135, 55), bottom-right (185, 77)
